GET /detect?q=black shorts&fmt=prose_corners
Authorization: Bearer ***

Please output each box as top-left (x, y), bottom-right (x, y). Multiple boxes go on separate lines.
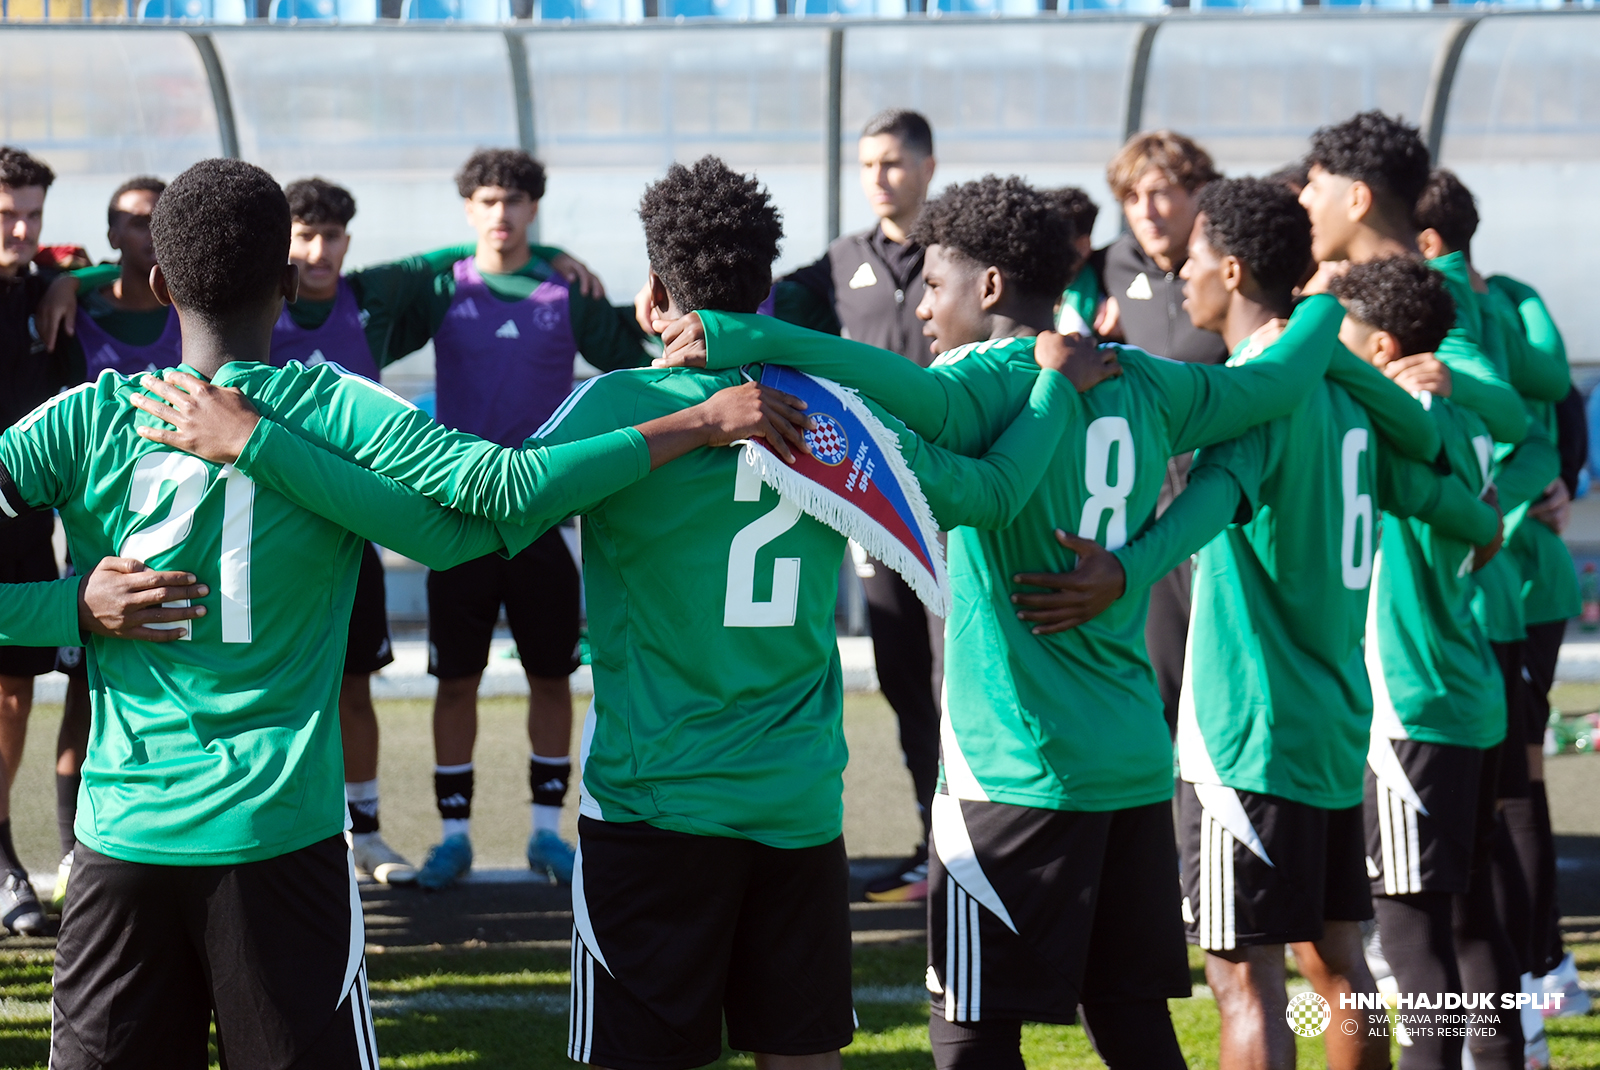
top-left (51, 835), bottom-right (377, 1070)
top-left (427, 526), bottom-right (580, 681)
top-left (927, 796), bottom-right (1190, 1026)
top-left (1365, 738), bottom-right (1490, 897)
top-left (1177, 780), bottom-right (1371, 950)
top-left (345, 541), bottom-right (394, 677)
top-left (569, 816), bottom-right (854, 1070)
top-left (0, 513), bottom-right (62, 679)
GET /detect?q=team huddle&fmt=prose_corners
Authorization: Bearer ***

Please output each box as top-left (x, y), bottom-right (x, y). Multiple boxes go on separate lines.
top-left (0, 100), bottom-right (1582, 1070)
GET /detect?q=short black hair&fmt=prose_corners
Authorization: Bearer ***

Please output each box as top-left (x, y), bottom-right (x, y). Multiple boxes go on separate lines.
top-left (150, 158), bottom-right (290, 322)
top-left (1048, 187), bottom-right (1099, 244)
top-left (1263, 159), bottom-right (1310, 194)
top-left (107, 176), bottom-right (166, 228)
top-left (1414, 168), bottom-right (1478, 255)
top-left (860, 109), bottom-right (934, 158)
top-left (1330, 256), bottom-right (1455, 358)
top-left (0, 146), bottom-right (54, 190)
top-left (640, 156), bottom-right (782, 315)
top-left (1308, 110), bottom-right (1431, 218)
top-left (455, 148), bottom-right (546, 201)
top-left (1195, 177), bottom-right (1312, 306)
top-left (285, 177), bottom-right (356, 228)
top-left (910, 175), bottom-right (1076, 301)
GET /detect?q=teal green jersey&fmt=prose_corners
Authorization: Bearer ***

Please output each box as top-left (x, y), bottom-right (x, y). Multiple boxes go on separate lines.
top-left (1368, 394), bottom-right (1505, 750)
top-left (0, 578), bottom-right (81, 649)
top-left (1057, 261), bottom-right (1101, 335)
top-left (0, 365), bottom-right (523, 866)
top-left (532, 363), bottom-right (1075, 847)
top-left (1154, 362), bottom-right (1497, 809)
top-left (1487, 275), bottom-right (1579, 627)
top-left (698, 296), bottom-right (1344, 812)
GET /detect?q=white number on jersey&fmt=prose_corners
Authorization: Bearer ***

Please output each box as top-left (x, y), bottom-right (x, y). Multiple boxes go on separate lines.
top-left (724, 460), bottom-right (801, 628)
top-left (1078, 417), bottom-right (1135, 550)
top-left (1471, 435), bottom-right (1494, 488)
top-left (1339, 427), bottom-right (1374, 591)
top-left (120, 453), bottom-right (256, 643)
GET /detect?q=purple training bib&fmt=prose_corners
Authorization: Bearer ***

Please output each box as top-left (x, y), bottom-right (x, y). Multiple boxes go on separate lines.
top-left (271, 278), bottom-right (380, 381)
top-left (75, 305), bottom-right (183, 380)
top-left (432, 257), bottom-right (578, 448)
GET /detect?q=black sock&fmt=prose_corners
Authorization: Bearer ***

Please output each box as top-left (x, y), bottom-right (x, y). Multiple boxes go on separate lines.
top-left (1079, 999), bottom-right (1187, 1070)
top-left (1375, 893), bottom-right (1461, 1070)
top-left (530, 757), bottom-right (571, 809)
top-left (435, 767), bottom-right (474, 822)
top-left (1455, 873), bottom-right (1525, 1068)
top-left (929, 1014), bottom-right (1023, 1070)
top-left (1530, 781), bottom-right (1564, 974)
top-left (347, 796), bottom-right (380, 836)
top-left (55, 773), bottom-right (79, 858)
top-left (0, 818), bottom-right (22, 873)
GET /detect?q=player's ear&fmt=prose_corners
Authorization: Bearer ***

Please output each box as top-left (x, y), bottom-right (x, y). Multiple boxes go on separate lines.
top-left (979, 266), bottom-right (1004, 312)
top-left (1221, 255), bottom-right (1245, 295)
top-left (150, 264), bottom-right (173, 307)
top-left (281, 262), bottom-right (300, 304)
top-left (1347, 180), bottom-right (1374, 224)
top-left (647, 270), bottom-right (672, 321)
top-left (1417, 228), bottom-right (1448, 261)
top-left (1374, 330), bottom-right (1403, 367)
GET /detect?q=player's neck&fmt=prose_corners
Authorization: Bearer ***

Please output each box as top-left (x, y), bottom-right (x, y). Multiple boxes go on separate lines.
top-left (987, 297), bottom-right (1058, 341)
top-left (172, 309), bottom-right (276, 378)
top-left (1344, 222), bottom-right (1415, 265)
top-left (1221, 296), bottom-right (1287, 352)
top-left (474, 240), bottom-right (531, 276)
top-left (109, 266), bottom-right (162, 312)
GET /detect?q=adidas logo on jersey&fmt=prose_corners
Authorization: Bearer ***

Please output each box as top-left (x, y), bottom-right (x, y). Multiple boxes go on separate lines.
top-left (496, 320), bottom-right (521, 340)
top-left (1125, 273), bottom-right (1154, 300)
top-left (306, 349), bottom-right (327, 366)
top-left (848, 262), bottom-right (878, 289)
top-left (454, 298), bottom-right (480, 320)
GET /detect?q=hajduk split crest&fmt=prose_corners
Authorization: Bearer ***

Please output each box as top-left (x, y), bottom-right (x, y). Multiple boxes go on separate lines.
top-left (738, 364), bottom-right (951, 617)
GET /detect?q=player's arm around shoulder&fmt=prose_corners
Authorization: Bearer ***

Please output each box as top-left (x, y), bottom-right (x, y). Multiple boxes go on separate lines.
top-left (0, 378), bottom-right (99, 517)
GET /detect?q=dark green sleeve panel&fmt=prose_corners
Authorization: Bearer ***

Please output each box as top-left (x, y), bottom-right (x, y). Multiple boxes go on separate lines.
top-left (1489, 275), bottom-right (1568, 370)
top-left (568, 290), bottom-right (651, 372)
top-left (69, 262), bottom-right (120, 290)
top-left (1484, 280), bottom-right (1568, 403)
top-left (1493, 419), bottom-right (1560, 514)
top-left (344, 254), bottom-right (457, 368)
top-left (1324, 347), bottom-right (1441, 462)
top-left (1428, 258), bottom-right (1529, 444)
top-left (1376, 447), bottom-right (1498, 545)
top-left (1112, 459), bottom-right (1244, 593)
top-left (772, 279), bottom-right (842, 335)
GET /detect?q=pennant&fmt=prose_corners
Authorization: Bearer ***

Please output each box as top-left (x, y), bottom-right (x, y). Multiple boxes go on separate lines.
top-left (740, 365), bottom-right (950, 616)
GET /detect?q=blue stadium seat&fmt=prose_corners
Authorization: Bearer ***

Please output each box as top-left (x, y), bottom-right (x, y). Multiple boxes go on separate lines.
top-left (790, 0), bottom-right (903, 15)
top-left (929, 0), bottom-right (1037, 14)
top-left (535, 0), bottom-right (641, 19)
top-left (401, 0), bottom-right (508, 20)
top-left (661, 0), bottom-right (774, 17)
top-left (268, 0), bottom-right (377, 19)
top-left (1062, 0), bottom-right (1162, 11)
top-left (136, 0), bottom-right (246, 18)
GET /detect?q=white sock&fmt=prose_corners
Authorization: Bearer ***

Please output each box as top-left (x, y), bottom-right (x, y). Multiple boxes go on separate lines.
top-left (344, 778), bottom-right (379, 804)
top-left (533, 804), bottom-right (562, 836)
top-left (441, 818), bottom-right (471, 840)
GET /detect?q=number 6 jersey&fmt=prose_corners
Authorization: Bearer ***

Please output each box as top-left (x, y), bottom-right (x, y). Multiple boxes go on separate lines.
top-left (695, 298), bottom-right (1350, 814)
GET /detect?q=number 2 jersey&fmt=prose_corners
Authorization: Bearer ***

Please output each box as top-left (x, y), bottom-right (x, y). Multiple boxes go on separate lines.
top-left (696, 296), bottom-right (1350, 814)
top-left (533, 363), bottom-right (1077, 849)
top-left (0, 360), bottom-right (657, 866)
top-left (1114, 333), bottom-right (1498, 810)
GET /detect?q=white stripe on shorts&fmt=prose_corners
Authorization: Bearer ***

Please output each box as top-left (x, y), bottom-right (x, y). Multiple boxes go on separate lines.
top-left (1197, 807), bottom-right (1239, 951)
top-left (943, 882), bottom-right (983, 1023)
top-left (568, 934), bottom-right (597, 1064)
top-left (351, 961), bottom-right (378, 1070)
top-left (1376, 778), bottom-right (1424, 896)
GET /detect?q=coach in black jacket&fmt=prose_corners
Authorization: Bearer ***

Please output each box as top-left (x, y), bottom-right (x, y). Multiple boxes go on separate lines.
top-left (772, 110), bottom-right (941, 903)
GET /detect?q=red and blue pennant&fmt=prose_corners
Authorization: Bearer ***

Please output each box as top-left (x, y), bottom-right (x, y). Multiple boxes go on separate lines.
top-left (742, 364), bottom-right (950, 615)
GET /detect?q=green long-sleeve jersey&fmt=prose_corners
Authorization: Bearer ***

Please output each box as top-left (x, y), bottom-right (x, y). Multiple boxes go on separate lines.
top-left (526, 363), bottom-right (1077, 848)
top-left (0, 579), bottom-right (81, 648)
top-left (1368, 393), bottom-right (1506, 749)
top-left (698, 296), bottom-right (1350, 812)
top-left (1113, 343), bottom-right (1497, 809)
top-left (0, 359), bottom-right (657, 866)
top-left (1488, 275), bottom-right (1580, 627)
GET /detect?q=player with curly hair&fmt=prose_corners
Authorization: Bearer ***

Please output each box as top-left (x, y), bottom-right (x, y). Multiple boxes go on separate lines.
top-left (1099, 180), bottom-right (1497, 1070)
top-left (1049, 185), bottom-right (1101, 334)
top-left (3, 154), bottom-right (836, 1068)
top-left (657, 172), bottom-right (1413, 1070)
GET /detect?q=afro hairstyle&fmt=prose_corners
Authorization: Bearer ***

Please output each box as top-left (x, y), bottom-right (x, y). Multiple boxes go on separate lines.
top-left (1195, 177), bottom-right (1313, 305)
top-left (1308, 111), bottom-right (1431, 217)
top-left (107, 176), bottom-right (165, 227)
top-left (910, 175), bottom-right (1076, 301)
top-left (285, 177), bottom-right (357, 228)
top-left (639, 156), bottom-right (782, 315)
top-left (1330, 256), bottom-right (1455, 358)
top-left (149, 158), bottom-right (291, 322)
top-left (0, 146), bottom-right (54, 191)
top-left (1414, 169), bottom-right (1478, 255)
top-left (456, 148), bottom-right (546, 201)
top-left (1048, 186), bottom-right (1100, 245)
